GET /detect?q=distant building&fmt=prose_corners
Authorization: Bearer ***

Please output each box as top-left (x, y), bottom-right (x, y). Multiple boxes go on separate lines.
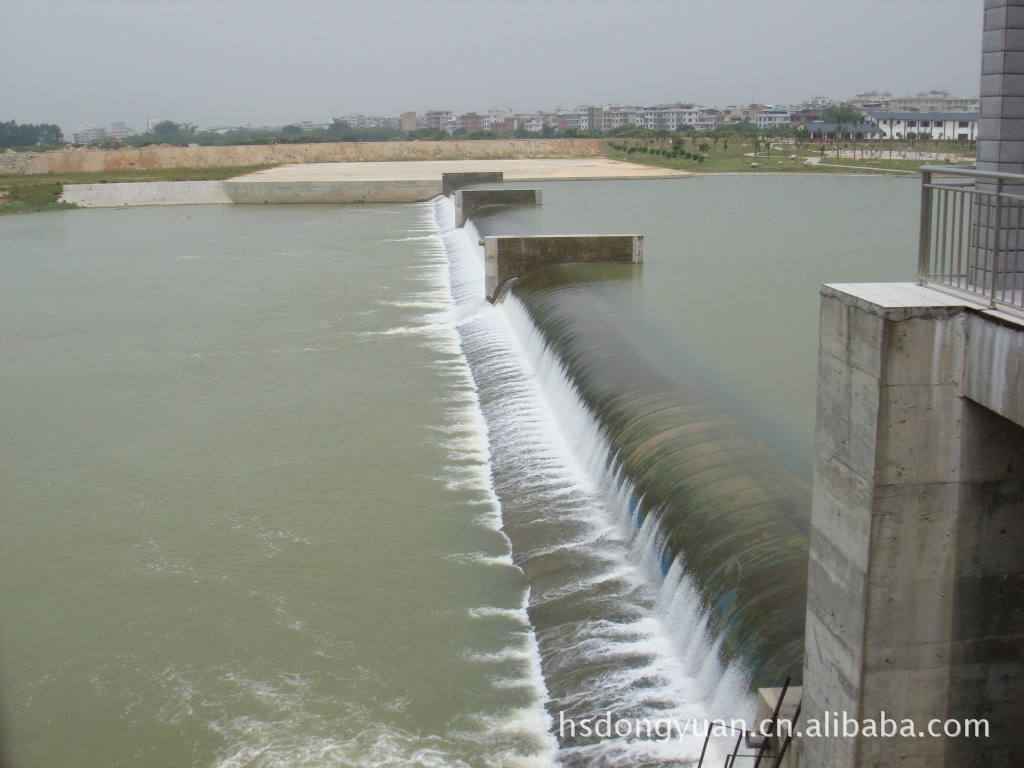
top-left (788, 105), bottom-right (826, 124)
top-left (454, 112), bottom-right (483, 133)
top-left (521, 115), bottom-right (548, 133)
top-left (557, 109), bottom-right (589, 132)
top-left (756, 108), bottom-right (791, 130)
top-left (804, 122), bottom-right (883, 140)
top-left (486, 107), bottom-right (514, 130)
top-left (107, 122), bottom-right (136, 140)
top-left (645, 104), bottom-right (709, 131)
top-left (850, 91), bottom-right (893, 110)
top-left (719, 106), bottom-right (751, 125)
top-left (888, 91), bottom-right (979, 113)
top-left (73, 123), bottom-right (106, 144)
top-left (401, 111), bottom-right (417, 132)
top-left (865, 111), bottom-right (979, 141)
top-left (425, 111), bottom-right (453, 131)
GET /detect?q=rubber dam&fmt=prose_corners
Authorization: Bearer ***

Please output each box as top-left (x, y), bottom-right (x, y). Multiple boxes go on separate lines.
top-left (431, 184), bottom-right (813, 765)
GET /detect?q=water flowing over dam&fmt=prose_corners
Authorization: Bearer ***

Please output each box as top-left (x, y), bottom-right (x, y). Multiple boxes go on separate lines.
top-left (431, 193), bottom-right (811, 765)
top-left (510, 268), bottom-right (811, 684)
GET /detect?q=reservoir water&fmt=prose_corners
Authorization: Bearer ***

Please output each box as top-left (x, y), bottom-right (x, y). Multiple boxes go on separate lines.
top-left (0, 177), bottom-right (918, 767)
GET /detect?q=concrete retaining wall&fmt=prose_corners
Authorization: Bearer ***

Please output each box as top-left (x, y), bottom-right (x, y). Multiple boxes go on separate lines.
top-left (484, 234), bottom-right (643, 301)
top-left (60, 180), bottom-right (232, 207)
top-left (799, 282), bottom-right (1024, 768)
top-left (442, 171), bottom-right (504, 197)
top-left (963, 312), bottom-right (1024, 427)
top-left (222, 178), bottom-right (439, 204)
top-left (455, 188), bottom-right (541, 227)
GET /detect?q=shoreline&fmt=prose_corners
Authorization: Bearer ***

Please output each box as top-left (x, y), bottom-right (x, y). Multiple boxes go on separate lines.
top-left (5, 156), bottom-right (932, 212)
top-left (61, 158), bottom-right (691, 208)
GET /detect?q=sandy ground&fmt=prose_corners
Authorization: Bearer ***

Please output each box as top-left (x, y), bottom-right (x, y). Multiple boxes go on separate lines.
top-left (232, 158), bottom-right (692, 182)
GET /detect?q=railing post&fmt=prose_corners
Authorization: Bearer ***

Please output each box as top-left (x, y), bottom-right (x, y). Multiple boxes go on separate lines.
top-left (918, 170), bottom-right (933, 284)
top-left (991, 178), bottom-right (1004, 308)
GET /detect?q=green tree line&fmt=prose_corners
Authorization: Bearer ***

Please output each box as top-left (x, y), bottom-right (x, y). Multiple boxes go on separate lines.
top-left (0, 121), bottom-right (64, 148)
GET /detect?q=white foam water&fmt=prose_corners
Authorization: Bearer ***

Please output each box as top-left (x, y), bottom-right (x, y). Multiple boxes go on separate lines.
top-left (430, 195), bottom-right (755, 767)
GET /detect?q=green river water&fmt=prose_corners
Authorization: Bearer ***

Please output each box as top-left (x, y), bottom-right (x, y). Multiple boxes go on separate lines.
top-left (0, 177), bottom-right (918, 767)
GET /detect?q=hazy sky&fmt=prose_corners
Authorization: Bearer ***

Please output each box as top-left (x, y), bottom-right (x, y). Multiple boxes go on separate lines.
top-left (1, 0), bottom-right (983, 136)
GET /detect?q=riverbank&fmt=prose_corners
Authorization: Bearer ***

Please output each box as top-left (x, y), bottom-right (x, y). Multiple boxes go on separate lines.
top-left (0, 143), bottom-right (960, 215)
top-left (2, 139), bottom-right (605, 175)
top-left (0, 165), bottom-right (270, 215)
top-left (57, 159), bottom-right (691, 208)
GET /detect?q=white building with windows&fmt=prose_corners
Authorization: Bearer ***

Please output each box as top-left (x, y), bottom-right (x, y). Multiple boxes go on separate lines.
top-left (865, 111), bottom-right (979, 141)
top-left (73, 123), bottom-right (105, 144)
top-left (888, 91), bottom-right (979, 113)
top-left (486, 106), bottom-right (514, 130)
top-left (756, 108), bottom-right (791, 130)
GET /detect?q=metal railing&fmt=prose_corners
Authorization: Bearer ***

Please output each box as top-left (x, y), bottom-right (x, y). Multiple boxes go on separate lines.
top-left (919, 165), bottom-right (1024, 315)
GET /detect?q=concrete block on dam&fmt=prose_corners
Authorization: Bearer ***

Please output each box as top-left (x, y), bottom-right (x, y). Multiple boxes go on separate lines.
top-left (484, 234), bottom-right (643, 302)
top-left (455, 188), bottom-right (541, 227)
top-left (222, 178), bottom-right (440, 204)
top-left (441, 171), bottom-right (503, 197)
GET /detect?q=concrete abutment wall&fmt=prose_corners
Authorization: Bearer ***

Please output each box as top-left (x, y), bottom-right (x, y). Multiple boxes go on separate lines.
top-left (484, 235), bottom-right (643, 302)
top-left (441, 171), bottom-right (504, 197)
top-left (798, 284), bottom-right (1024, 768)
top-left (455, 188), bottom-right (541, 227)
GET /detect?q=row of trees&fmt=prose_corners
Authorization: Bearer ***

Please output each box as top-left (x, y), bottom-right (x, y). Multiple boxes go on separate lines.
top-left (127, 118), bottom-right (409, 148)
top-left (0, 120), bottom-right (64, 149)
top-left (111, 116), bottom-right (799, 148)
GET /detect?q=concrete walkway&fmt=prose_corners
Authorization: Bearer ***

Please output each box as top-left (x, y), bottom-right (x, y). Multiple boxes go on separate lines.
top-left (233, 158), bottom-right (692, 182)
top-left (60, 159), bottom-right (692, 208)
top-left (223, 158), bottom-right (692, 204)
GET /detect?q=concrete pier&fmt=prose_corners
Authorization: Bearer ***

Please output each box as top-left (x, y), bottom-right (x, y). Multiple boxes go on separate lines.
top-left (799, 283), bottom-right (1024, 768)
top-left (442, 171), bottom-right (503, 197)
top-left (798, 7), bottom-right (1024, 765)
top-left (455, 188), bottom-right (541, 227)
top-left (484, 235), bottom-right (642, 301)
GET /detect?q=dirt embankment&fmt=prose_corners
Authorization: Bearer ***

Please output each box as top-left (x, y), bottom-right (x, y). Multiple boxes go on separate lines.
top-left (4, 139), bottom-right (604, 175)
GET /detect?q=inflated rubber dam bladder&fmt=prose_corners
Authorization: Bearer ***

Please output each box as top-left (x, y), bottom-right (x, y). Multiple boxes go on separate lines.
top-left (433, 192), bottom-right (810, 764)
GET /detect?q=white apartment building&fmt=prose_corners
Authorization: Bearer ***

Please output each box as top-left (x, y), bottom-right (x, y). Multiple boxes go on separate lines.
top-left (756, 108), bottom-right (791, 129)
top-left (486, 106), bottom-right (514, 129)
top-left (557, 109), bottom-right (589, 132)
top-left (865, 111), bottom-right (979, 141)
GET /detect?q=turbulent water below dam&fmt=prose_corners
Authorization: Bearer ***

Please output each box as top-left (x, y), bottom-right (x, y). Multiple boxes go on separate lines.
top-left (0, 177), bottom-right (918, 767)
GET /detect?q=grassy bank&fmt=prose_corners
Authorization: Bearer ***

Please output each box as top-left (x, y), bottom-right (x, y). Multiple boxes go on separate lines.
top-left (0, 165), bottom-right (274, 215)
top-left (601, 139), bottom-right (976, 175)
